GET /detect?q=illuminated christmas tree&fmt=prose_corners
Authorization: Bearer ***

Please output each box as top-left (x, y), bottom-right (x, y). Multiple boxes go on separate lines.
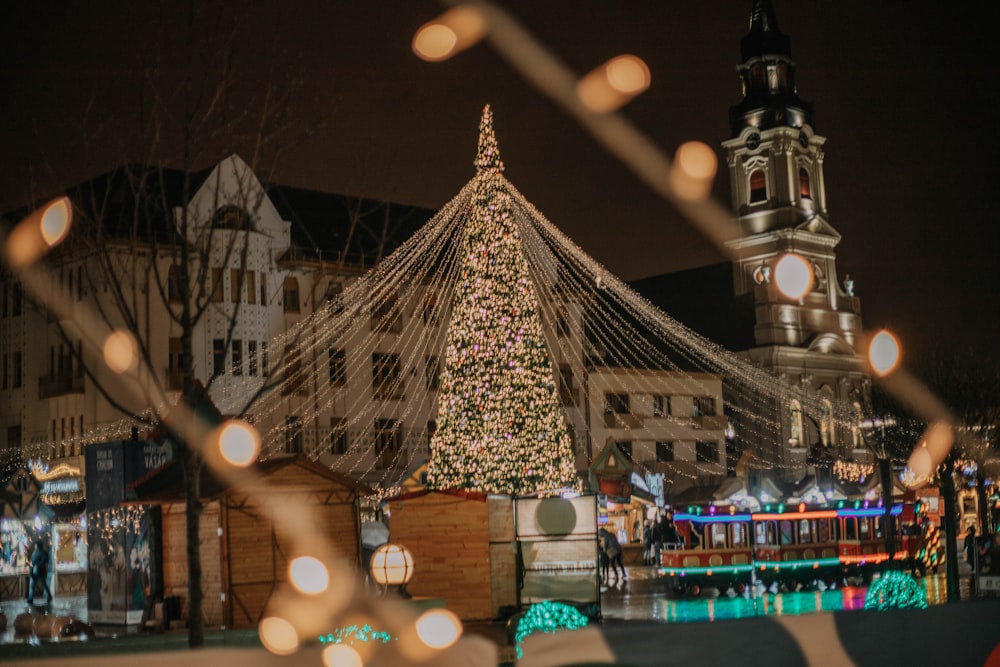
top-left (425, 105), bottom-right (577, 495)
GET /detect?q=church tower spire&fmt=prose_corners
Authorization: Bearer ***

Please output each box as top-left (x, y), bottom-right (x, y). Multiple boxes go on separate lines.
top-left (722, 2), bottom-right (867, 478)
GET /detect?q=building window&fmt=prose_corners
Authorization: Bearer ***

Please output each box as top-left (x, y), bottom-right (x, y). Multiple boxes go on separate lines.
top-left (281, 344), bottom-right (304, 394)
top-left (12, 351), bottom-right (21, 388)
top-left (231, 340), bottom-right (242, 376)
top-left (330, 417), bottom-right (348, 455)
top-left (283, 277), bottom-right (300, 312)
top-left (230, 268), bottom-right (242, 303)
top-left (655, 441), bottom-right (674, 462)
top-left (213, 339), bottom-right (225, 375)
top-left (246, 271), bottom-right (256, 305)
top-left (693, 397), bottom-right (716, 417)
top-left (261, 342), bottom-right (269, 375)
top-left (696, 441), bottom-right (720, 464)
top-left (605, 392), bottom-right (630, 414)
top-left (211, 268), bottom-right (224, 303)
top-left (329, 348), bottom-right (346, 385)
top-left (167, 265), bottom-right (182, 302)
top-left (168, 337), bottom-right (184, 390)
top-left (284, 416), bottom-right (302, 454)
top-left (374, 418), bottom-right (401, 468)
top-left (248, 340), bottom-right (258, 376)
top-left (559, 364), bottom-right (576, 405)
top-left (749, 169), bottom-right (767, 203)
top-left (652, 395), bottom-right (669, 417)
top-left (5, 425), bottom-right (21, 452)
top-left (799, 168), bottom-right (812, 199)
top-left (425, 356), bottom-right (439, 390)
top-left (555, 307), bottom-right (570, 337)
top-left (421, 291), bottom-right (438, 325)
top-left (616, 441), bottom-right (632, 460)
top-left (371, 295), bottom-right (401, 333)
top-left (372, 353), bottom-right (402, 399)
top-left (259, 273), bottom-right (267, 306)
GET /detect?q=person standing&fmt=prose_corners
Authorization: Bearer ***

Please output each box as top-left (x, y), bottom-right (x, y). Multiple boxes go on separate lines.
top-left (27, 538), bottom-right (52, 606)
top-left (599, 528), bottom-right (626, 582)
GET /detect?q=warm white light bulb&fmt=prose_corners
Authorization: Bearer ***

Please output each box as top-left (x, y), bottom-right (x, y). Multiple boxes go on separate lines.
top-left (289, 556), bottom-right (330, 595)
top-left (415, 609), bottom-right (462, 650)
top-left (773, 253), bottom-right (813, 300)
top-left (40, 198), bottom-right (73, 246)
top-left (103, 330), bottom-right (139, 374)
top-left (217, 420), bottom-right (260, 467)
top-left (259, 616), bottom-right (299, 656)
top-left (868, 330), bottom-right (901, 376)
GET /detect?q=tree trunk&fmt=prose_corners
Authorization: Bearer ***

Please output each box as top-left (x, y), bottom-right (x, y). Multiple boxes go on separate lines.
top-left (940, 457), bottom-right (961, 603)
top-left (181, 444), bottom-right (204, 647)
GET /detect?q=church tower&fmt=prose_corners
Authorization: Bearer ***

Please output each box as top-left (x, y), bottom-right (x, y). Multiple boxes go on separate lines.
top-left (723, 1), bottom-right (868, 476)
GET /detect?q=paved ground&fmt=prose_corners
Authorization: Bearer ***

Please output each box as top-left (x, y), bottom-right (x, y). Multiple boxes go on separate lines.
top-left (0, 562), bottom-right (980, 657)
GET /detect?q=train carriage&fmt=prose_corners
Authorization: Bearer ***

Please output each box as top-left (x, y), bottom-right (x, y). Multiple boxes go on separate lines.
top-left (662, 502), bottom-right (922, 597)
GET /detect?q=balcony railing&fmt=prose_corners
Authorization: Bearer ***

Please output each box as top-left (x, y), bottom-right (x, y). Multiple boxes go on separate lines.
top-left (38, 372), bottom-right (84, 399)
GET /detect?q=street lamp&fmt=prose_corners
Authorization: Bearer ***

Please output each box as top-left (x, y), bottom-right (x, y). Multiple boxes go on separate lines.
top-left (370, 543), bottom-right (415, 598)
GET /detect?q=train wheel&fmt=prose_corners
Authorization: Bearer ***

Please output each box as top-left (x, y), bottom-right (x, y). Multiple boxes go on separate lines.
top-left (687, 583), bottom-right (702, 597)
top-left (734, 582), bottom-right (746, 595)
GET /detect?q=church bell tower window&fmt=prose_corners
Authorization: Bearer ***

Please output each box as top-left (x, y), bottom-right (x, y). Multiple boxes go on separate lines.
top-left (749, 169), bottom-right (767, 203)
top-left (799, 168), bottom-right (812, 199)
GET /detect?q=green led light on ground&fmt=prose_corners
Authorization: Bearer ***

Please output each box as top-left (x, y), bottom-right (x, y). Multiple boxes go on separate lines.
top-left (515, 601), bottom-right (589, 659)
top-left (318, 623), bottom-right (395, 646)
top-left (864, 571), bottom-right (928, 610)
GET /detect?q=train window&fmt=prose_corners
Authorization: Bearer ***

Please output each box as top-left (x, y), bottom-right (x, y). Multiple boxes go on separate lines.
top-left (860, 518), bottom-right (870, 538)
top-left (818, 519), bottom-right (831, 542)
top-left (844, 519), bottom-right (857, 540)
top-left (711, 523), bottom-right (728, 548)
top-left (731, 523), bottom-right (747, 547)
top-left (799, 519), bottom-right (813, 543)
top-left (755, 522), bottom-right (768, 545)
top-left (779, 520), bottom-right (795, 545)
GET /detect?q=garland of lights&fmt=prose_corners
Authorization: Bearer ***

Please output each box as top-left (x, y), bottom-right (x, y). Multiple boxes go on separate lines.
top-left (833, 459), bottom-right (875, 483)
top-left (863, 570), bottom-right (928, 610)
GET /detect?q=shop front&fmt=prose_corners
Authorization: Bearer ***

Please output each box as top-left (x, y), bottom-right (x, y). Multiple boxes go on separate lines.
top-left (588, 442), bottom-right (660, 565)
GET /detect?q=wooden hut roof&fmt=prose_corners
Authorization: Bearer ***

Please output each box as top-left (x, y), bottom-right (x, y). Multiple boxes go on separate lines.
top-left (127, 454), bottom-right (370, 503)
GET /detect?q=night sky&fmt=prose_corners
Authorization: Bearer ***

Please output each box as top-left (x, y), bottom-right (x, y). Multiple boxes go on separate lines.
top-left (1, 1), bottom-right (997, 373)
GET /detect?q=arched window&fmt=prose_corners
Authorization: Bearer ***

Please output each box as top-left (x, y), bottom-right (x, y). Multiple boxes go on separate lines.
top-left (210, 205), bottom-right (253, 231)
top-left (820, 399), bottom-right (834, 446)
top-left (789, 399), bottom-right (804, 447)
top-left (799, 168), bottom-right (811, 199)
top-left (749, 169), bottom-right (767, 203)
top-left (852, 401), bottom-right (865, 449)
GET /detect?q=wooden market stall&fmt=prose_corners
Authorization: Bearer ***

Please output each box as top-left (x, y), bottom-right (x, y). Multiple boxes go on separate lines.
top-left (385, 489), bottom-right (516, 621)
top-left (128, 454), bottom-right (367, 629)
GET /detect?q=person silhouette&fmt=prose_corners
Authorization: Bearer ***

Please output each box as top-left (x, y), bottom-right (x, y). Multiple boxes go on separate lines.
top-left (27, 538), bottom-right (52, 606)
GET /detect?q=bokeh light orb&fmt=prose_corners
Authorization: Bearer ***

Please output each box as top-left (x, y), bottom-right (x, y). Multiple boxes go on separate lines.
top-left (604, 55), bottom-right (650, 96)
top-left (259, 616), bottom-right (299, 656)
top-left (103, 330), bottom-right (139, 374)
top-left (773, 253), bottom-right (813, 300)
top-left (217, 420), bottom-right (260, 467)
top-left (40, 198), bottom-right (73, 246)
top-left (868, 329), bottom-right (902, 376)
top-left (413, 23), bottom-right (457, 61)
top-left (412, 7), bottom-right (485, 62)
top-left (289, 556), bottom-right (330, 595)
top-left (415, 609), bottom-right (462, 650)
top-left (322, 643), bottom-right (363, 667)
top-left (670, 141), bottom-right (718, 201)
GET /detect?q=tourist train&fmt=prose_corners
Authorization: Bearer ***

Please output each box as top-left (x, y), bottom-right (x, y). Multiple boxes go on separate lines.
top-left (660, 501), bottom-right (942, 597)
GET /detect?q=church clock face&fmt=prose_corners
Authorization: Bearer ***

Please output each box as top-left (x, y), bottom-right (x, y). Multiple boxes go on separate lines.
top-left (746, 132), bottom-right (761, 150)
